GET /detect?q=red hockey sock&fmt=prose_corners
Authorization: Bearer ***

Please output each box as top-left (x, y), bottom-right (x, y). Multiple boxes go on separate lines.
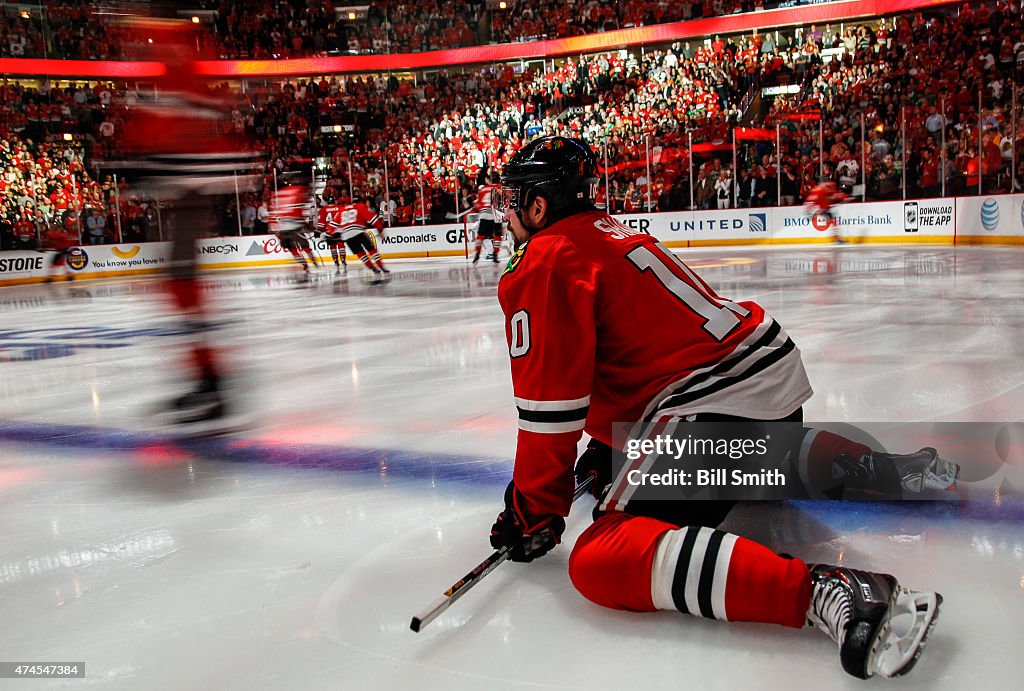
top-left (569, 512), bottom-right (811, 627)
top-left (189, 344), bottom-right (221, 383)
top-left (167, 277), bottom-right (202, 313)
top-left (166, 278), bottom-right (221, 382)
top-left (355, 251), bottom-right (375, 270)
top-left (796, 429), bottom-right (872, 489)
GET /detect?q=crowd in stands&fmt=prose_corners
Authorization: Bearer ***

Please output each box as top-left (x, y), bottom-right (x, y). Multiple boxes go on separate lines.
top-left (2, 0), bottom-right (822, 60)
top-left (0, 80), bottom-right (167, 250)
top-left (762, 1), bottom-right (1024, 204)
top-left (3, 2), bottom-right (1024, 248)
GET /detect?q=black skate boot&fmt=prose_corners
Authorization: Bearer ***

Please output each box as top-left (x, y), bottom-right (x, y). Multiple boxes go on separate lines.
top-left (172, 386), bottom-right (224, 423)
top-left (152, 375), bottom-right (229, 434)
top-left (807, 564), bottom-right (942, 679)
top-left (834, 448), bottom-right (959, 495)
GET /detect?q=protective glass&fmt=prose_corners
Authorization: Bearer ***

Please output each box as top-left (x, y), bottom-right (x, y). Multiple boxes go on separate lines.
top-left (492, 185), bottom-right (521, 218)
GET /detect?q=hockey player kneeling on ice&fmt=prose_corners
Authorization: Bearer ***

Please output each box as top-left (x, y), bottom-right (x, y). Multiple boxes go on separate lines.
top-left (488, 136), bottom-right (955, 680)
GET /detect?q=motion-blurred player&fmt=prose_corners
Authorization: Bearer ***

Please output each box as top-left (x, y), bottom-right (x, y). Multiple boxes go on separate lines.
top-left (488, 136), bottom-right (953, 680)
top-left (471, 175), bottom-right (502, 264)
top-left (110, 17), bottom-right (261, 428)
top-left (806, 179), bottom-right (850, 244)
top-left (40, 225), bottom-right (79, 283)
top-left (322, 194), bottom-right (389, 282)
top-left (271, 183), bottom-right (320, 278)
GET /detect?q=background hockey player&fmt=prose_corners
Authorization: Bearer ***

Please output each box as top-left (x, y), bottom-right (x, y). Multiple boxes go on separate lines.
top-left (488, 136), bottom-right (953, 680)
top-left (471, 174), bottom-right (503, 264)
top-left (40, 224), bottom-right (79, 283)
top-left (316, 188), bottom-right (347, 275)
top-left (321, 194), bottom-right (390, 282)
top-left (806, 178), bottom-right (850, 243)
top-left (270, 180), bottom-right (320, 278)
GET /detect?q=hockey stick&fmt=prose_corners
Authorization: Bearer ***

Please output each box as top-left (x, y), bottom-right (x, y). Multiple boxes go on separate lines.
top-left (410, 474), bottom-right (594, 633)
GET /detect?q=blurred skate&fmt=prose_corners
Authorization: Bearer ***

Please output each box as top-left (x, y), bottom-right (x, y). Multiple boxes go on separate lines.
top-left (151, 377), bottom-right (251, 437)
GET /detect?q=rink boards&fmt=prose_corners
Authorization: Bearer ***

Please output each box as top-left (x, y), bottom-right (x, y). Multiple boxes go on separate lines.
top-left (3, 195), bottom-right (1023, 285)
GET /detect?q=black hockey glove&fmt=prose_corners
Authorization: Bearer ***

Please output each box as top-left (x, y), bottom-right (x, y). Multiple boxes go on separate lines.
top-left (574, 438), bottom-right (614, 500)
top-left (489, 482), bottom-right (565, 563)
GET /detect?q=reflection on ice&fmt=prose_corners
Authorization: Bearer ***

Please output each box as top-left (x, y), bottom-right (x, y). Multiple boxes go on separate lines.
top-left (1, 249), bottom-right (1024, 687)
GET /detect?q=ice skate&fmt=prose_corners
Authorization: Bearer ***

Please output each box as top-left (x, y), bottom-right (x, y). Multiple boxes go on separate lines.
top-left (151, 374), bottom-right (252, 437)
top-left (835, 447), bottom-right (960, 494)
top-left (152, 378), bottom-right (224, 434)
top-left (807, 564), bottom-right (942, 679)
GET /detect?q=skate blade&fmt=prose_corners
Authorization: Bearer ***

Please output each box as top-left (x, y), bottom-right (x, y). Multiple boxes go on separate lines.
top-left (148, 407), bottom-right (254, 439)
top-left (869, 588), bottom-right (943, 678)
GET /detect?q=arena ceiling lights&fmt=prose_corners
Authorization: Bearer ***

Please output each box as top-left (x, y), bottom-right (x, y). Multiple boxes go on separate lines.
top-left (336, 6), bottom-right (370, 22)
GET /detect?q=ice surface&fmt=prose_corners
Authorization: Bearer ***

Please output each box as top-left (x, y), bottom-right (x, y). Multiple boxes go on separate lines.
top-left (1, 247), bottom-right (1022, 689)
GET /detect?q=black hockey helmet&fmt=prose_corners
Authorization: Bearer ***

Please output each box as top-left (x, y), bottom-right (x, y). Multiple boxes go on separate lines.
top-left (495, 136), bottom-right (598, 222)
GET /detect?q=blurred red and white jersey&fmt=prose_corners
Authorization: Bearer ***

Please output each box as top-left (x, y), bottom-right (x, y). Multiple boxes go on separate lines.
top-left (43, 227), bottom-right (79, 250)
top-left (270, 186), bottom-right (312, 233)
top-left (319, 203), bottom-right (382, 240)
top-left (109, 19), bottom-right (261, 197)
top-left (805, 183), bottom-right (848, 212)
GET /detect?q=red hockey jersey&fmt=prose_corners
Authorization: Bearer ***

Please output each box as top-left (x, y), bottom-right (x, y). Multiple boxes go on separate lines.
top-left (498, 210), bottom-right (811, 521)
top-left (110, 23), bottom-right (260, 198)
top-left (270, 186), bottom-right (310, 233)
top-left (43, 227), bottom-right (79, 250)
top-left (318, 203), bottom-right (382, 240)
top-left (805, 183), bottom-right (848, 212)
